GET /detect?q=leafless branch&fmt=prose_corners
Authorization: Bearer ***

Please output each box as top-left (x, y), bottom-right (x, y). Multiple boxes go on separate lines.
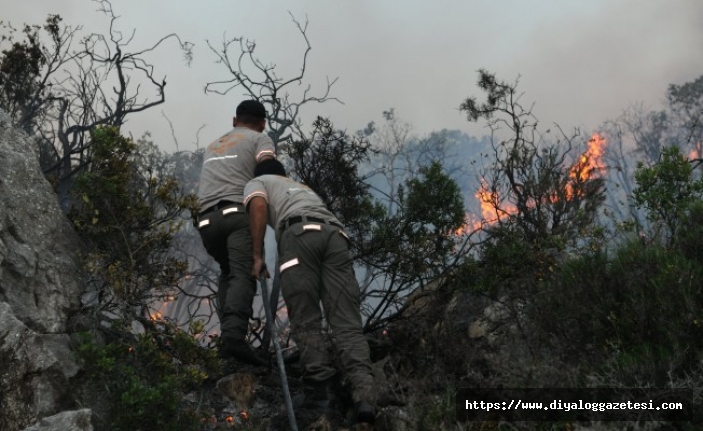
top-left (204, 12), bottom-right (341, 145)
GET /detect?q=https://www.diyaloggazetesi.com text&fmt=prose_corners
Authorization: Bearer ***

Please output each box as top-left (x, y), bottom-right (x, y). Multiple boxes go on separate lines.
top-left (456, 388), bottom-right (692, 422)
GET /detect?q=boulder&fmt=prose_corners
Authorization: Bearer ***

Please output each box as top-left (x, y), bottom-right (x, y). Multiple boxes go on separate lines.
top-left (21, 409), bottom-right (93, 431)
top-left (0, 118), bottom-right (84, 333)
top-left (0, 112), bottom-right (89, 430)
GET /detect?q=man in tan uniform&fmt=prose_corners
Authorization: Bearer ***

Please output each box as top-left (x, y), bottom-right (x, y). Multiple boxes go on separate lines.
top-left (196, 100), bottom-right (275, 365)
top-left (243, 159), bottom-right (375, 424)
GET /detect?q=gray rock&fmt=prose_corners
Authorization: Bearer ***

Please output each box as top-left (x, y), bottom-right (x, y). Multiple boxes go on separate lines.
top-left (0, 124), bottom-right (84, 333)
top-left (0, 124), bottom-right (87, 430)
top-left (375, 406), bottom-right (415, 431)
top-left (0, 302), bottom-right (83, 430)
top-left (0, 108), bottom-right (11, 127)
top-left (21, 409), bottom-right (93, 431)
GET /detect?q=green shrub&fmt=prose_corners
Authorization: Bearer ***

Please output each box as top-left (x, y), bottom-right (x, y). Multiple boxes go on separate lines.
top-left (675, 199), bottom-right (703, 264)
top-left (531, 240), bottom-right (703, 387)
top-left (476, 225), bottom-right (538, 293)
top-left (634, 146), bottom-right (703, 245)
top-left (418, 388), bottom-right (458, 431)
top-left (76, 320), bottom-right (220, 431)
top-left (71, 125), bottom-right (198, 320)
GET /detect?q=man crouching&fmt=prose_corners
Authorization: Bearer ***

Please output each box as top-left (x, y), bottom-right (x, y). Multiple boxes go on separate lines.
top-left (243, 159), bottom-right (375, 425)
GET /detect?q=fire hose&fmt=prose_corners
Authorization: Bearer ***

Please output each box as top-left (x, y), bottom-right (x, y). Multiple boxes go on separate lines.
top-left (259, 273), bottom-right (299, 431)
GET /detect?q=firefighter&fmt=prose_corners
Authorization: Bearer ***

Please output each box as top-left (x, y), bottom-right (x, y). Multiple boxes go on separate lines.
top-left (243, 159), bottom-right (376, 424)
top-left (196, 100), bottom-right (275, 366)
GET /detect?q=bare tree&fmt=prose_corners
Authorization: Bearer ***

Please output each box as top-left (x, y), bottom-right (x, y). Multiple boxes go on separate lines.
top-left (0, 1), bottom-right (194, 212)
top-left (204, 12), bottom-right (340, 145)
top-left (599, 73), bottom-right (703, 236)
top-left (597, 105), bottom-right (668, 236)
top-left (363, 109), bottom-right (470, 214)
top-left (460, 70), bottom-right (606, 258)
top-left (667, 74), bottom-right (703, 153)
top-left (367, 109), bottom-right (413, 214)
top-left (316, 110), bottom-right (477, 332)
top-left (599, 118), bottom-right (643, 230)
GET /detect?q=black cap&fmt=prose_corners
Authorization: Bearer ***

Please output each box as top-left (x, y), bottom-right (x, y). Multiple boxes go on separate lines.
top-left (236, 100), bottom-right (267, 119)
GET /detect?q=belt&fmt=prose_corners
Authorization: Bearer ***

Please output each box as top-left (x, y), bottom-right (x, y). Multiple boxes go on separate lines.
top-left (200, 200), bottom-right (242, 216)
top-left (282, 215), bottom-right (344, 232)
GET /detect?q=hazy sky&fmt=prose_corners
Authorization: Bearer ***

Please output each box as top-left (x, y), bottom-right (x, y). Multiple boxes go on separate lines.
top-left (5, 1), bottom-right (703, 152)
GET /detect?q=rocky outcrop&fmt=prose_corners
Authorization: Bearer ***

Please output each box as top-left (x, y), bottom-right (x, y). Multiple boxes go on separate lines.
top-left (21, 409), bottom-right (93, 431)
top-left (0, 112), bottom-right (88, 430)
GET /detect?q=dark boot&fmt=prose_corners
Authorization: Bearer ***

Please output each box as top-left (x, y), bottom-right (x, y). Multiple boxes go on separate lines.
top-left (353, 400), bottom-right (376, 424)
top-left (219, 339), bottom-right (269, 366)
top-left (302, 376), bottom-right (339, 416)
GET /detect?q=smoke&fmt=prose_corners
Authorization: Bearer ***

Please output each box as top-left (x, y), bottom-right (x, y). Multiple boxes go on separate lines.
top-left (507, 0), bottom-right (703, 132)
top-left (2, 0), bottom-right (701, 151)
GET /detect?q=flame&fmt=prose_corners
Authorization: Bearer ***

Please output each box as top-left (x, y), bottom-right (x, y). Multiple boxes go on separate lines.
top-left (149, 294), bottom-right (175, 322)
top-left (574, 133), bottom-right (606, 181)
top-left (476, 181), bottom-right (518, 223)
top-left (455, 181), bottom-right (517, 236)
top-left (239, 410), bottom-right (250, 421)
top-left (145, 287), bottom-right (181, 325)
top-left (565, 133), bottom-right (606, 199)
top-left (225, 415), bottom-right (234, 423)
top-left (455, 133), bottom-right (607, 236)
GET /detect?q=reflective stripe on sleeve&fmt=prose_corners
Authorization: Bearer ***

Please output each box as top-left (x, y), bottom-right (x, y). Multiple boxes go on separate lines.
top-left (280, 258), bottom-right (299, 272)
top-left (243, 191), bottom-right (267, 205)
top-left (256, 149), bottom-right (276, 161)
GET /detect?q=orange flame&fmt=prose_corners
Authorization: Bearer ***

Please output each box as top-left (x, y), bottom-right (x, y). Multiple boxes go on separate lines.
top-left (239, 410), bottom-right (250, 421)
top-left (575, 133), bottom-right (606, 180)
top-left (454, 213), bottom-right (476, 236)
top-left (455, 182), bottom-right (519, 236)
top-left (455, 133), bottom-right (607, 236)
top-left (477, 181), bottom-right (518, 223)
top-left (149, 310), bottom-right (163, 321)
top-left (565, 133), bottom-right (606, 199)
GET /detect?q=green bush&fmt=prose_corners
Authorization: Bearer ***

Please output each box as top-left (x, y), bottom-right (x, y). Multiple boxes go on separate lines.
top-left (418, 388), bottom-right (457, 431)
top-left (76, 320), bottom-right (220, 431)
top-left (531, 241), bottom-right (703, 386)
top-left (675, 199), bottom-right (703, 264)
top-left (475, 225), bottom-right (538, 294)
top-left (634, 146), bottom-right (703, 245)
top-left (71, 125), bottom-right (198, 320)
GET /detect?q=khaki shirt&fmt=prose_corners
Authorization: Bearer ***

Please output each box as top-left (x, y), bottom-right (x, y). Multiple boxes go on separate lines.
top-left (243, 175), bottom-right (342, 241)
top-left (197, 127), bottom-right (276, 210)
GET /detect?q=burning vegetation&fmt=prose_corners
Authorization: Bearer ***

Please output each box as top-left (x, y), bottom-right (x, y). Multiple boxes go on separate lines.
top-left (456, 132), bottom-right (608, 237)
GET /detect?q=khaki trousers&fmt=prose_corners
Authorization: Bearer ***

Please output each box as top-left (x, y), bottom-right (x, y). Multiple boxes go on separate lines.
top-left (198, 206), bottom-right (257, 341)
top-left (278, 222), bottom-right (374, 403)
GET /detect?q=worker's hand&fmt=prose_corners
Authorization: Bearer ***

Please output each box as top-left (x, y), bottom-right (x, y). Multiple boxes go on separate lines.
top-left (252, 256), bottom-right (270, 279)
